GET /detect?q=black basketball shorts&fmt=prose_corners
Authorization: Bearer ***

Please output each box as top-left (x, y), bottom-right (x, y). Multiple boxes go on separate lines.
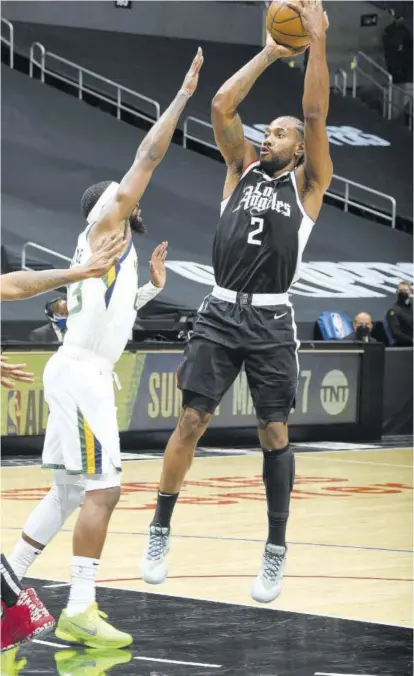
top-left (177, 293), bottom-right (299, 423)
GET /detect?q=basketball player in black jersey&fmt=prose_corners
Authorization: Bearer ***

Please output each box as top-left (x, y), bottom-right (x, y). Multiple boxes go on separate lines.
top-left (142, 0), bottom-right (332, 602)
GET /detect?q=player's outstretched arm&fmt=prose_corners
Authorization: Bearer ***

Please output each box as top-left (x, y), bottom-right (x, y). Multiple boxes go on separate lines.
top-left (0, 233), bottom-right (124, 301)
top-left (290, 0), bottom-right (333, 220)
top-left (135, 242), bottom-right (168, 311)
top-left (90, 49), bottom-right (203, 244)
top-left (211, 36), bottom-right (305, 199)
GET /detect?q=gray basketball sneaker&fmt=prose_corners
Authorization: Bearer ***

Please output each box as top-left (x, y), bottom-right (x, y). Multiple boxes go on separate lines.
top-left (250, 544), bottom-right (287, 603)
top-left (140, 524), bottom-right (171, 585)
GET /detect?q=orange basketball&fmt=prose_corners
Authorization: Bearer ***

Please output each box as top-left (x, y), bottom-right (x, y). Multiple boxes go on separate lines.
top-left (266, 1), bottom-right (310, 50)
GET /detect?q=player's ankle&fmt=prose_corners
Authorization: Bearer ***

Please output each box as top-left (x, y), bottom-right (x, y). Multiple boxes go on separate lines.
top-left (152, 491), bottom-right (179, 529)
top-left (8, 537), bottom-right (42, 581)
top-left (66, 556), bottom-right (99, 616)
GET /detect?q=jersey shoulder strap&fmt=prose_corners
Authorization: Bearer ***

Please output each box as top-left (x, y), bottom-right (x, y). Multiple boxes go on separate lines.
top-left (220, 160), bottom-right (261, 215)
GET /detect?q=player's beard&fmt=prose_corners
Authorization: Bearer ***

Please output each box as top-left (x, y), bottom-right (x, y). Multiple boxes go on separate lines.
top-left (130, 212), bottom-right (145, 234)
top-left (259, 151), bottom-right (292, 176)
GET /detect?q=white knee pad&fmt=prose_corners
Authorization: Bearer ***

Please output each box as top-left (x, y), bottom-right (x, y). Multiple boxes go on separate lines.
top-left (23, 471), bottom-right (85, 546)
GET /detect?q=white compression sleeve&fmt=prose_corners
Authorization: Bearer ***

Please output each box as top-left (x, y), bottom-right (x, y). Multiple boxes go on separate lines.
top-left (19, 473), bottom-right (84, 548)
top-left (135, 282), bottom-right (162, 311)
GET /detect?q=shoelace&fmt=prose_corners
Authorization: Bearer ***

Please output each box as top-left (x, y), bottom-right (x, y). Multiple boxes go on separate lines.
top-left (262, 549), bottom-right (284, 582)
top-left (147, 528), bottom-right (168, 560)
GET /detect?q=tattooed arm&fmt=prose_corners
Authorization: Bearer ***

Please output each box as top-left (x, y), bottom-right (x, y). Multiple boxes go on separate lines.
top-left (89, 49), bottom-right (204, 249)
top-left (0, 233), bottom-right (125, 301)
top-left (211, 36), bottom-right (305, 199)
top-left (1, 268), bottom-right (100, 301)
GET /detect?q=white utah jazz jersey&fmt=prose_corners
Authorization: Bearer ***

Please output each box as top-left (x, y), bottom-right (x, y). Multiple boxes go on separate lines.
top-left (64, 225), bottom-right (138, 366)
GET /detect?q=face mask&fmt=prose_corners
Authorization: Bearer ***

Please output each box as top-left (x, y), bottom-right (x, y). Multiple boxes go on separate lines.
top-left (356, 325), bottom-right (370, 340)
top-left (52, 315), bottom-right (67, 331)
top-left (398, 291), bottom-right (411, 304)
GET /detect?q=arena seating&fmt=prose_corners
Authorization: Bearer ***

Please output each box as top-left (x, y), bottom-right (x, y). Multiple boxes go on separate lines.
top-left (7, 22), bottom-right (413, 223)
top-left (2, 65), bottom-right (412, 336)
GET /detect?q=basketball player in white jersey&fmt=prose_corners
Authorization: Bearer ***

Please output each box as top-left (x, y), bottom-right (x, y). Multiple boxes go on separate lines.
top-left (8, 48), bottom-right (204, 648)
top-left (1, 236), bottom-right (123, 657)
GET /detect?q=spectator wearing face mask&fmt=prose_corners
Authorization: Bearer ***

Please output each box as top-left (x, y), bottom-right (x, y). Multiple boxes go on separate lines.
top-left (385, 281), bottom-right (413, 346)
top-left (349, 312), bottom-right (377, 343)
top-left (29, 297), bottom-right (68, 344)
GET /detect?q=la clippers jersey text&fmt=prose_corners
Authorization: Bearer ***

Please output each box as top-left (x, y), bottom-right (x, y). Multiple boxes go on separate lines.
top-left (212, 162), bottom-right (314, 294)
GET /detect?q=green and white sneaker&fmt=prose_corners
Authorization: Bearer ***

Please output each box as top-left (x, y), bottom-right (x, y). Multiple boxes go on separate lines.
top-left (55, 603), bottom-right (133, 649)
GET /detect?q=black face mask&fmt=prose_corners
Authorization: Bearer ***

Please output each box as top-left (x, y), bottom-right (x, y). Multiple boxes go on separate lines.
top-left (398, 291), bottom-right (411, 305)
top-left (355, 325), bottom-right (371, 340)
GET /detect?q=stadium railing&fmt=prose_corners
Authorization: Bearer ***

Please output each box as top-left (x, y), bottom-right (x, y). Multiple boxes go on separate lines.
top-left (29, 41), bottom-right (160, 124)
top-left (1, 17), bottom-right (14, 68)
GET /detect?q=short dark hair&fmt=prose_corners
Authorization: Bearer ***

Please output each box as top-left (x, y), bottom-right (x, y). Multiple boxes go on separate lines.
top-left (291, 117), bottom-right (305, 166)
top-left (80, 181), bottom-right (112, 220)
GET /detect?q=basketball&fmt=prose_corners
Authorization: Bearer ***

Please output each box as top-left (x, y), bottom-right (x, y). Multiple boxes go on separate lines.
top-left (266, 1), bottom-right (310, 50)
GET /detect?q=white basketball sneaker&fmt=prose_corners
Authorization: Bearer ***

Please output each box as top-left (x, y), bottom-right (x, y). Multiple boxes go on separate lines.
top-left (140, 524), bottom-right (171, 585)
top-left (250, 544), bottom-right (286, 603)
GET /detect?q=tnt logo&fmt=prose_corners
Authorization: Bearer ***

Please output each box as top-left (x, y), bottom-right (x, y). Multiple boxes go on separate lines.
top-left (320, 370), bottom-right (349, 415)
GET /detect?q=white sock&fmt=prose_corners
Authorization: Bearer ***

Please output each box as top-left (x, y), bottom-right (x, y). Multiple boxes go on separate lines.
top-left (66, 556), bottom-right (100, 617)
top-left (8, 538), bottom-right (42, 581)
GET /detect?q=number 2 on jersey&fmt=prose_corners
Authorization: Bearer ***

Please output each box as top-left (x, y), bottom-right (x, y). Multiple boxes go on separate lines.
top-left (247, 216), bottom-right (264, 246)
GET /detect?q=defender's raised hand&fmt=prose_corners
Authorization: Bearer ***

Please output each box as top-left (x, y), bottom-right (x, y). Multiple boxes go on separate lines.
top-left (1, 355), bottom-right (34, 389)
top-left (150, 241), bottom-right (168, 289)
top-left (181, 48), bottom-right (204, 97)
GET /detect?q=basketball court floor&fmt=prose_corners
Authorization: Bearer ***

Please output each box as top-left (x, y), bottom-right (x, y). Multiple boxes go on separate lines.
top-left (1, 442), bottom-right (412, 675)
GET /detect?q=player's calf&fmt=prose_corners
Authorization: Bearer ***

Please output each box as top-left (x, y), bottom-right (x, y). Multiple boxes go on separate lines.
top-left (141, 402), bottom-right (212, 585)
top-left (251, 419), bottom-right (295, 603)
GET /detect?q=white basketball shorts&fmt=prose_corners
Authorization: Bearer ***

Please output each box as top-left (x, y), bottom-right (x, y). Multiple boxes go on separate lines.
top-left (42, 345), bottom-right (121, 482)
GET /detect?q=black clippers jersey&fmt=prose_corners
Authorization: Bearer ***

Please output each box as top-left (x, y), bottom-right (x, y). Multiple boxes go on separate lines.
top-left (212, 162), bottom-right (314, 294)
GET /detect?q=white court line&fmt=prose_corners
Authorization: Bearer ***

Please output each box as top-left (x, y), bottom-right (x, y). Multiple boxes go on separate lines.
top-left (302, 446), bottom-right (412, 455)
top-left (299, 456), bottom-right (413, 468)
top-left (2, 446), bottom-right (412, 471)
top-left (32, 638), bottom-right (222, 667)
top-left (43, 583), bottom-right (70, 588)
top-left (134, 656), bottom-right (222, 668)
top-left (33, 639), bottom-right (68, 649)
top-left (31, 574), bottom-right (410, 629)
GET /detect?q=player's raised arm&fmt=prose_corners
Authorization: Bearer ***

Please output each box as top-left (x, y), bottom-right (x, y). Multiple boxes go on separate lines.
top-left (289, 0), bottom-right (333, 219)
top-left (0, 233), bottom-right (124, 301)
top-left (89, 49), bottom-right (203, 247)
top-left (211, 36), bottom-right (305, 198)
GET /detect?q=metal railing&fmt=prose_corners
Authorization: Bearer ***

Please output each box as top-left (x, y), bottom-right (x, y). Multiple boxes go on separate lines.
top-left (22, 242), bottom-right (71, 271)
top-left (334, 69), bottom-right (347, 97)
top-left (183, 116), bottom-right (397, 228)
top-left (183, 117), bottom-right (219, 151)
top-left (351, 51), bottom-right (393, 120)
top-left (29, 42), bottom-right (160, 123)
top-left (326, 176), bottom-right (396, 228)
top-left (1, 17), bottom-right (14, 69)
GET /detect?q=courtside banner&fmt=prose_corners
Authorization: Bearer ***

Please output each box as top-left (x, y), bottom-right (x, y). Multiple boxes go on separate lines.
top-left (1, 349), bottom-right (361, 437)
